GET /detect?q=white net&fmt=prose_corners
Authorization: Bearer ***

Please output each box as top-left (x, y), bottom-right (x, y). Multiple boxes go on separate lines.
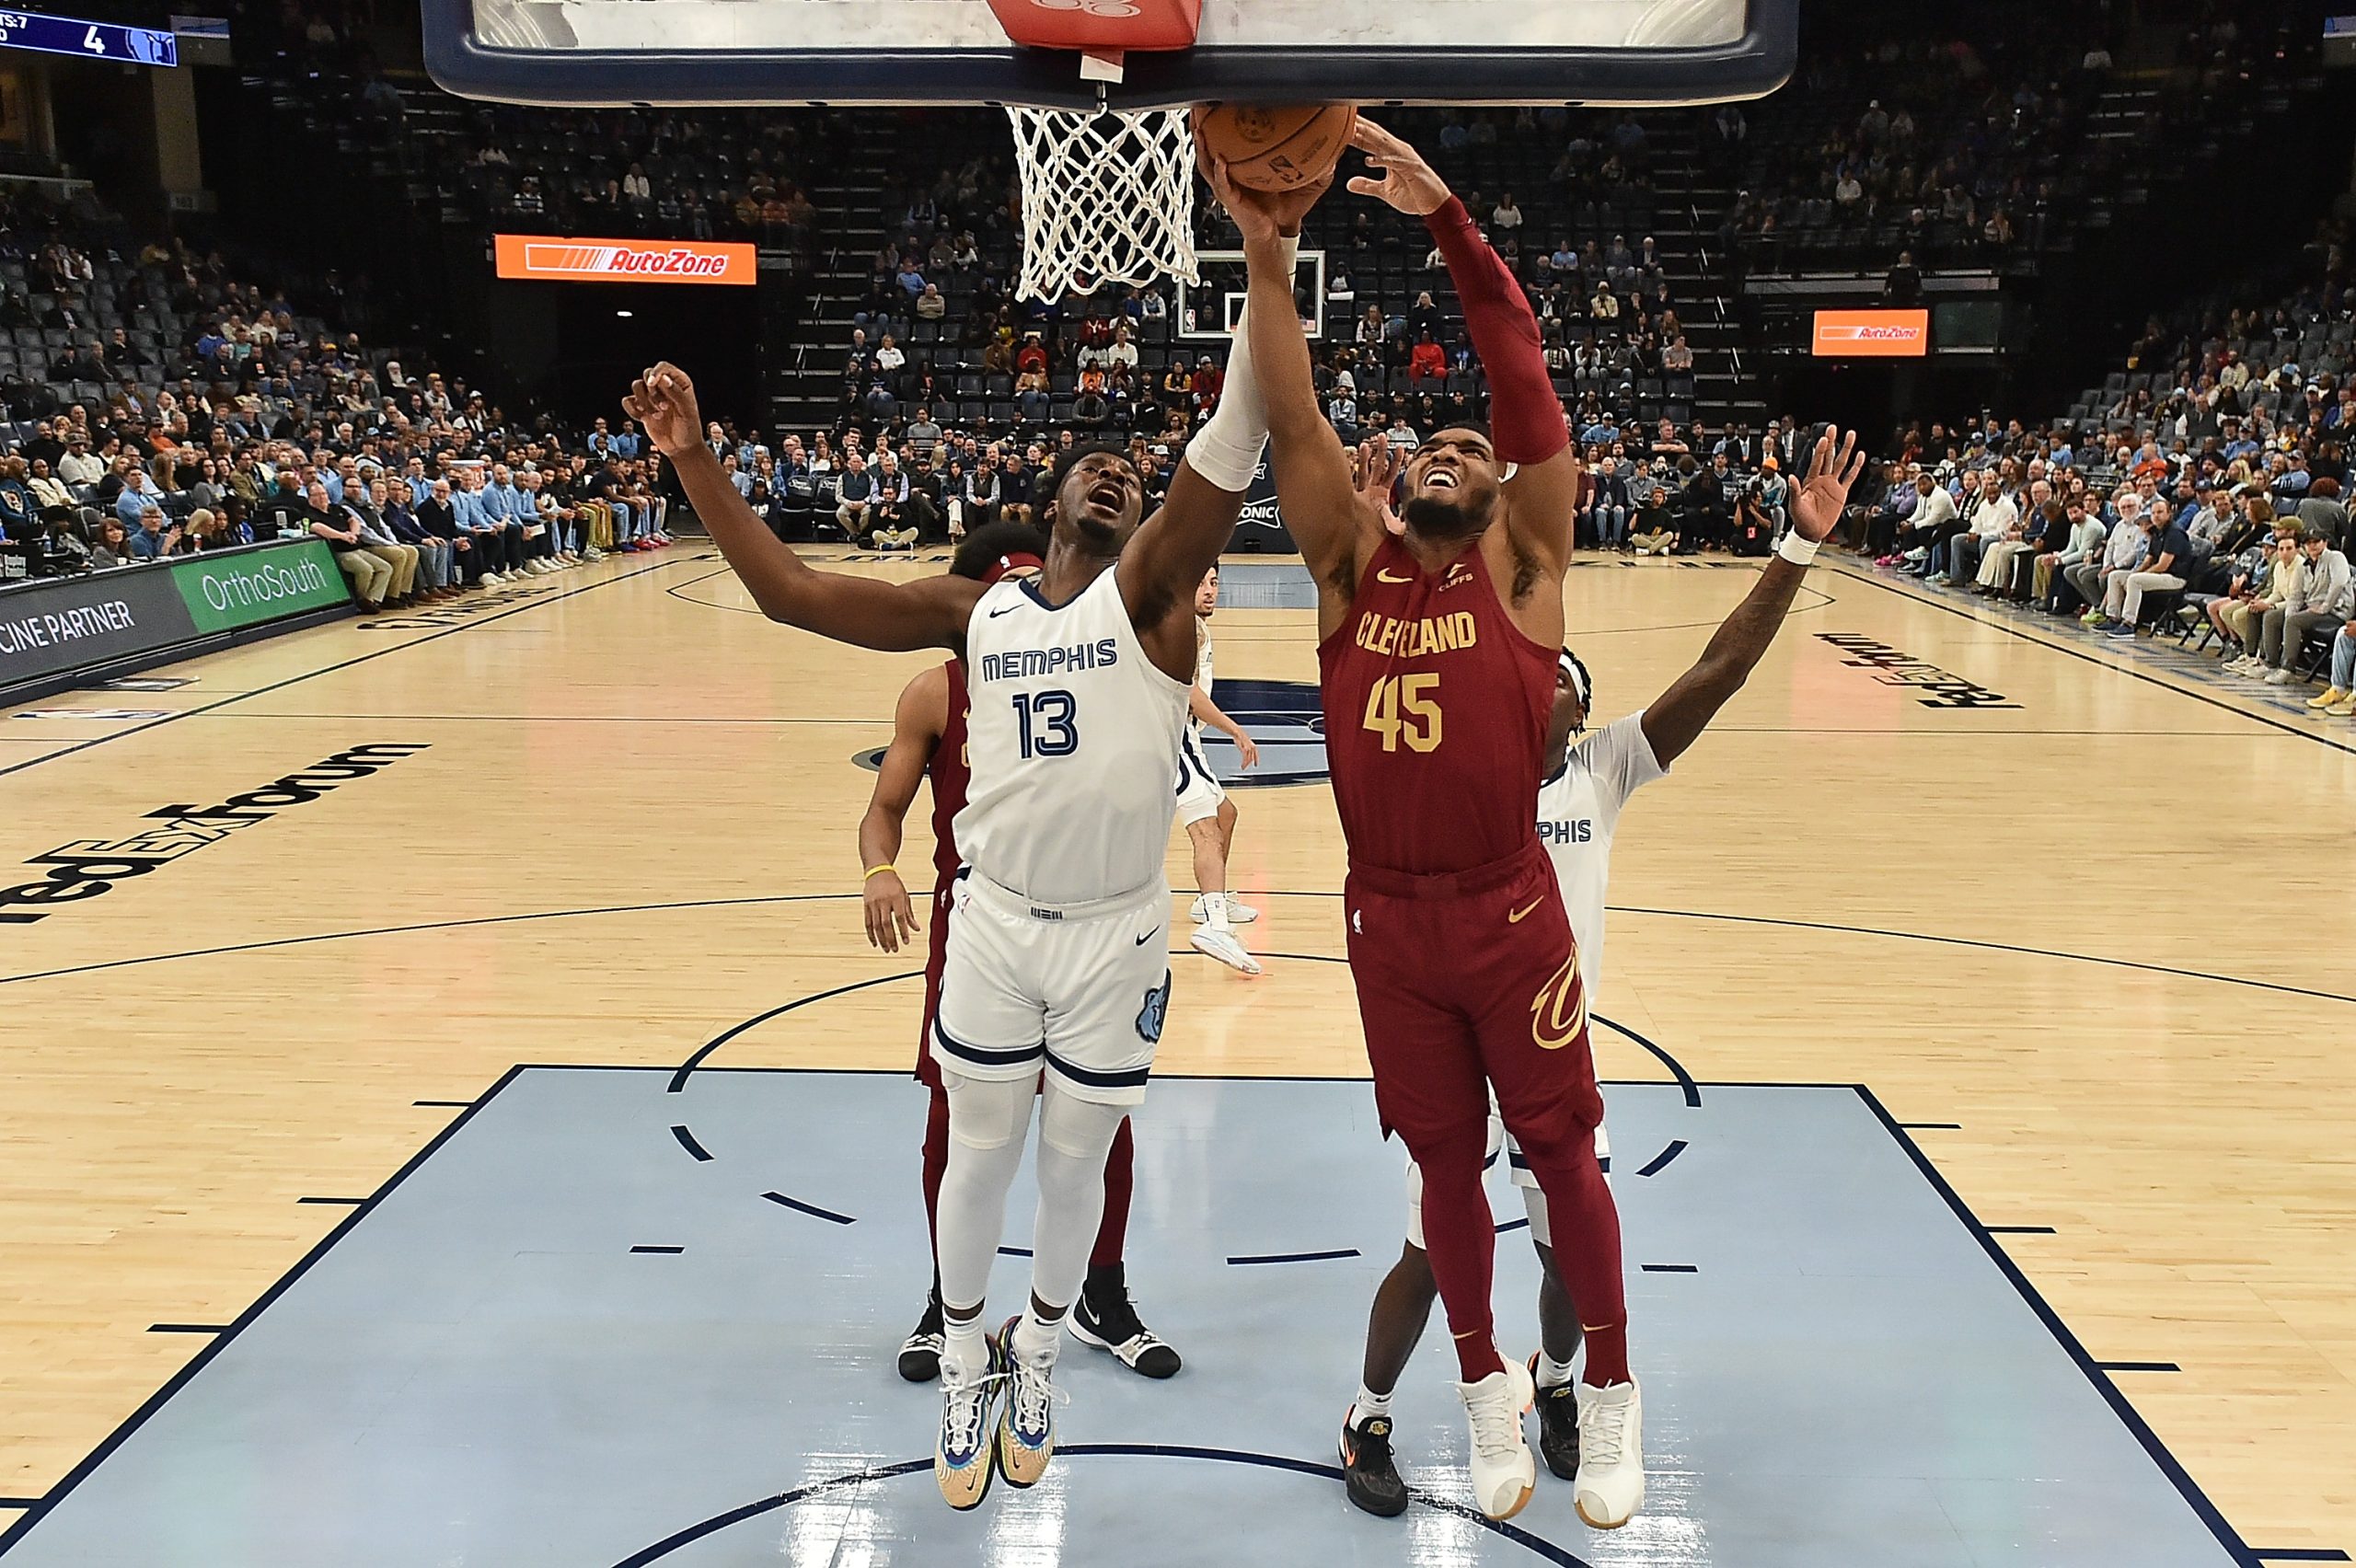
top-left (1006, 106), bottom-right (1199, 303)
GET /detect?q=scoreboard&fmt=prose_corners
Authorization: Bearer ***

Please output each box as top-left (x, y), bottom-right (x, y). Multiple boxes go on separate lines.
top-left (0, 7), bottom-right (179, 66)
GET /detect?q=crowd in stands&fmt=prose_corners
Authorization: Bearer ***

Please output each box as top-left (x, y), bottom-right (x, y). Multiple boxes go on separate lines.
top-left (1716, 0), bottom-right (2302, 278)
top-left (0, 187), bottom-right (676, 608)
top-left (1838, 220), bottom-right (2356, 717)
top-left (822, 108), bottom-right (1693, 490)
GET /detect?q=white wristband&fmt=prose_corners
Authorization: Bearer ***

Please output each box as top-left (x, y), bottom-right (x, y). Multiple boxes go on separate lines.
top-left (1776, 531), bottom-right (1820, 567)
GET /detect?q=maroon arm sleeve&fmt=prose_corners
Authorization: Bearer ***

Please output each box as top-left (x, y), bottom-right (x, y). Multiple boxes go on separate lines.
top-left (1423, 196), bottom-right (1568, 467)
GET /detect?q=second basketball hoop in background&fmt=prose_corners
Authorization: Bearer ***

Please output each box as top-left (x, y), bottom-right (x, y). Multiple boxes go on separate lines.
top-left (1195, 103), bottom-right (1357, 191)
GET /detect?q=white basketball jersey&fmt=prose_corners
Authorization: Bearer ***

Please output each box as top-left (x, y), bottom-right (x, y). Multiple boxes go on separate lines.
top-left (954, 569), bottom-right (1191, 905)
top-left (1535, 711), bottom-right (1667, 996)
top-left (1188, 617), bottom-right (1215, 738)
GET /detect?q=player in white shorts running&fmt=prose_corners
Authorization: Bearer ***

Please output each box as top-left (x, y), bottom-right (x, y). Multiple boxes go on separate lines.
top-left (627, 179), bottom-right (1327, 1514)
top-left (1177, 564), bottom-right (1263, 974)
top-left (1339, 426), bottom-right (1861, 1520)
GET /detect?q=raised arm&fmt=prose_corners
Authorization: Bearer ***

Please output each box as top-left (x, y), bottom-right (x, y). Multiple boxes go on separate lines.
top-left (1198, 154), bottom-right (1373, 607)
top-left (1643, 428), bottom-right (1863, 764)
top-left (626, 363), bottom-right (979, 651)
top-left (1121, 151), bottom-right (1338, 625)
top-left (858, 664), bottom-right (948, 954)
top-left (1351, 119), bottom-right (1577, 568)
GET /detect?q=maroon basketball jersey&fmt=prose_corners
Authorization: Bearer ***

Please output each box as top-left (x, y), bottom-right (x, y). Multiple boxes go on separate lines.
top-left (928, 659), bottom-right (972, 883)
top-left (1317, 536), bottom-right (1555, 876)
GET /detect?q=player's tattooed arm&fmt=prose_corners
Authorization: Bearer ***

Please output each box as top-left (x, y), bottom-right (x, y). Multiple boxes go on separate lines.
top-left (626, 362), bottom-right (982, 651)
top-left (1642, 427), bottom-right (1864, 765)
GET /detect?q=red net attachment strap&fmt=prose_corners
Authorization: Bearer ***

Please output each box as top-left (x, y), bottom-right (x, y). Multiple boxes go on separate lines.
top-left (985, 0), bottom-right (1204, 55)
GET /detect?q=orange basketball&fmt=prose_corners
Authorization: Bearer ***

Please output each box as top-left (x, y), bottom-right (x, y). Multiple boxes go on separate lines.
top-left (1196, 103), bottom-right (1358, 193)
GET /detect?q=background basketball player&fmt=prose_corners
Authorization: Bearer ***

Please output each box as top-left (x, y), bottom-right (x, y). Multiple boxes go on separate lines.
top-left (1179, 564), bottom-right (1262, 974)
top-left (1212, 116), bottom-right (1637, 1527)
top-left (1339, 427), bottom-right (1865, 1517)
top-left (625, 198), bottom-right (1310, 1505)
top-left (859, 520), bottom-right (1181, 1385)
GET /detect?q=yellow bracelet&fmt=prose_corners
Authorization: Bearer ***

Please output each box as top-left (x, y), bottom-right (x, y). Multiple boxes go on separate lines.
top-left (862, 864), bottom-right (897, 881)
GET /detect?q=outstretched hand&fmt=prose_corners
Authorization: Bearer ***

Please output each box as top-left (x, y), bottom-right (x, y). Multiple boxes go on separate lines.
top-left (1351, 438), bottom-right (1406, 536)
top-left (1345, 118), bottom-right (1451, 217)
top-left (1791, 426), bottom-right (1867, 543)
top-left (622, 363), bottom-right (703, 459)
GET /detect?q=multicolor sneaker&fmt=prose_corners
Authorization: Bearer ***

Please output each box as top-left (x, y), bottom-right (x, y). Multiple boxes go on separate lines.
top-left (1340, 1407), bottom-right (1410, 1517)
top-left (994, 1317), bottom-right (1063, 1489)
top-left (935, 1332), bottom-right (1004, 1511)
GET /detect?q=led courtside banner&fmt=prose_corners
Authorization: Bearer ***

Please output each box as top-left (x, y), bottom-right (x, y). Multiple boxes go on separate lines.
top-left (493, 235), bottom-right (756, 286)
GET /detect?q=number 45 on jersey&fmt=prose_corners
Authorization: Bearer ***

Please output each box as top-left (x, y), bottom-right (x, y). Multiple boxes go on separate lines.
top-left (1361, 674), bottom-right (1442, 754)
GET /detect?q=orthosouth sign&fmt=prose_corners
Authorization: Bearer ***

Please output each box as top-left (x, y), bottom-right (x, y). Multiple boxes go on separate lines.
top-left (0, 7), bottom-right (178, 65)
top-left (0, 541), bottom-right (352, 697)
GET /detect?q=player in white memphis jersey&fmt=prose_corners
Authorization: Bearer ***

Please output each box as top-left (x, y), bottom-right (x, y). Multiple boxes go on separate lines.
top-left (1340, 426), bottom-right (1863, 1519)
top-left (627, 172), bottom-right (1331, 1516)
top-left (1175, 565), bottom-right (1264, 975)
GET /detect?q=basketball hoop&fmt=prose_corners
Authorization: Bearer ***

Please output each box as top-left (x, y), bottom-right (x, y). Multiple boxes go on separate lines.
top-left (1007, 105), bottom-right (1199, 302)
top-left (986, 0), bottom-right (1205, 301)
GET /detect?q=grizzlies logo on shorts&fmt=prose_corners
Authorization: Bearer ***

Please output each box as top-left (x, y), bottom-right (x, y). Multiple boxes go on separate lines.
top-left (1136, 972), bottom-right (1172, 1043)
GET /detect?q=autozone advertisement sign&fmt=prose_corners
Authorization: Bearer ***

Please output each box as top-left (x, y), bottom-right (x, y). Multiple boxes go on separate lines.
top-left (494, 235), bottom-right (756, 285)
top-left (1811, 308), bottom-right (1929, 357)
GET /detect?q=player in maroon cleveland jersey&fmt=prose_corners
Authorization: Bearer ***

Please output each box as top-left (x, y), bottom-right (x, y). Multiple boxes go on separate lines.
top-left (1210, 120), bottom-right (1638, 1526)
top-left (859, 522), bottom-right (1180, 1388)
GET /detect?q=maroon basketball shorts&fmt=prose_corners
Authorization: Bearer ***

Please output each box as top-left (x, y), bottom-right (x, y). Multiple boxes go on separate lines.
top-left (914, 876), bottom-right (956, 1091)
top-left (1341, 841), bottom-right (1604, 1152)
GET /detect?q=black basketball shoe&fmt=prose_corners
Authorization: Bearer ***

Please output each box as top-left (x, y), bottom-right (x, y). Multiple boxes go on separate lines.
top-left (1069, 1265), bottom-right (1182, 1378)
top-left (1531, 1355), bottom-right (1581, 1482)
top-left (1340, 1408), bottom-right (1410, 1517)
top-left (897, 1290), bottom-right (944, 1383)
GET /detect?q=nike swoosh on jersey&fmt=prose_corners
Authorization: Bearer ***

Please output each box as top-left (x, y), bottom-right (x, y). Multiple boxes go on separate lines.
top-left (1135, 927), bottom-right (1161, 946)
top-left (1507, 898), bottom-right (1543, 924)
top-left (1377, 569), bottom-right (1413, 583)
top-left (987, 604), bottom-right (1019, 617)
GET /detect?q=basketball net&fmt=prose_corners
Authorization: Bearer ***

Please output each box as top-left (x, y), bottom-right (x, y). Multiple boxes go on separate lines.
top-left (1007, 106), bottom-right (1199, 302)
top-left (987, 0), bottom-right (1204, 301)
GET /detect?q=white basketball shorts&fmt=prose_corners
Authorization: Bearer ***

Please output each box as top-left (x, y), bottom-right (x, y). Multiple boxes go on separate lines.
top-left (1173, 729), bottom-right (1227, 829)
top-left (930, 870), bottom-right (1172, 1107)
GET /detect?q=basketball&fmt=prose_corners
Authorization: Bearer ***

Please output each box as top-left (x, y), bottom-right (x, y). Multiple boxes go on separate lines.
top-left (1195, 103), bottom-right (1358, 193)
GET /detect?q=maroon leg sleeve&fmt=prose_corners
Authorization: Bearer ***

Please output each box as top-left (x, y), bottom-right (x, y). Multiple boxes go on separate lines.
top-left (921, 1084), bottom-right (951, 1265)
top-left (1090, 1115), bottom-right (1135, 1269)
top-left (1405, 1116), bottom-right (1509, 1381)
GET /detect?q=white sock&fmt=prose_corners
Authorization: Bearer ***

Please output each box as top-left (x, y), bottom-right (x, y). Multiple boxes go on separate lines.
top-left (942, 1311), bottom-right (989, 1379)
top-left (1011, 1306), bottom-right (1063, 1369)
top-left (1184, 235), bottom-right (1295, 492)
top-left (1200, 890), bottom-right (1230, 932)
top-left (1350, 1384), bottom-right (1393, 1426)
top-left (1534, 1351), bottom-right (1577, 1389)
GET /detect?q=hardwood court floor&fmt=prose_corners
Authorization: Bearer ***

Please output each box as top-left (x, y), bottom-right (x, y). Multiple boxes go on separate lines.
top-left (0, 548), bottom-right (2350, 1554)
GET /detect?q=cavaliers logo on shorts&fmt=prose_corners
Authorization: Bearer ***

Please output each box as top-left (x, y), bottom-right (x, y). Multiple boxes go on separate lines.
top-left (1529, 951), bottom-right (1588, 1051)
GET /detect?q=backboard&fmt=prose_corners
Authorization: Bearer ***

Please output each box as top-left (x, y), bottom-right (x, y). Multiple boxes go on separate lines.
top-left (422, 0), bottom-right (1798, 110)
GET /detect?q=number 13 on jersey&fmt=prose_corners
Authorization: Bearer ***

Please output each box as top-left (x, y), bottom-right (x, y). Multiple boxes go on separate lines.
top-left (1361, 673), bottom-right (1443, 753)
top-left (1012, 688), bottom-right (1079, 757)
